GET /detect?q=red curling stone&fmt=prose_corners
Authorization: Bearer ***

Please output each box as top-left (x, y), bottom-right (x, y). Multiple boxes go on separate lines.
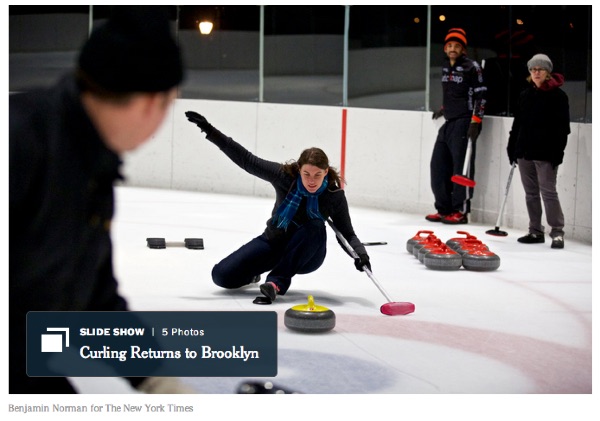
top-left (423, 244), bottom-right (463, 271)
top-left (418, 237), bottom-right (444, 263)
top-left (406, 230), bottom-right (434, 254)
top-left (454, 239), bottom-right (489, 256)
top-left (412, 233), bottom-right (438, 259)
top-left (462, 249), bottom-right (501, 271)
top-left (446, 231), bottom-right (478, 251)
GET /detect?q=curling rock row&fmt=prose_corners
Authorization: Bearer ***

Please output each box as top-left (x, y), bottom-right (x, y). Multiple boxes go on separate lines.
top-left (408, 231), bottom-right (462, 271)
top-left (284, 295), bottom-right (335, 333)
top-left (407, 230), bottom-right (500, 271)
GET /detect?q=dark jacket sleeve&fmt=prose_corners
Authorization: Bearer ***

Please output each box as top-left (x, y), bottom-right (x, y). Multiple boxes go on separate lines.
top-left (551, 90), bottom-right (571, 167)
top-left (472, 60), bottom-right (487, 122)
top-left (87, 253), bottom-right (129, 311)
top-left (206, 128), bottom-right (282, 183)
top-left (9, 95), bottom-right (44, 215)
top-left (328, 190), bottom-right (367, 257)
top-left (507, 103), bottom-right (522, 163)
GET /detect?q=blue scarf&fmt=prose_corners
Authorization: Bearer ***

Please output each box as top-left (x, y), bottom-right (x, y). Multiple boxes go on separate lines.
top-left (273, 176), bottom-right (328, 230)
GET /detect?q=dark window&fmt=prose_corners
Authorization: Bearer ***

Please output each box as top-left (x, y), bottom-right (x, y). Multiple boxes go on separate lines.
top-left (9, 5), bottom-right (591, 122)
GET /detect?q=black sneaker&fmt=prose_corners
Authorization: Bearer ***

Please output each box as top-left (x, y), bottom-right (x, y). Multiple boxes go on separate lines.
top-left (517, 233), bottom-right (545, 244)
top-left (260, 282), bottom-right (278, 301)
top-left (551, 236), bottom-right (564, 249)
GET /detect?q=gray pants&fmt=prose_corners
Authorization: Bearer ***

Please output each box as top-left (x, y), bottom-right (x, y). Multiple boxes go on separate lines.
top-left (517, 159), bottom-right (565, 238)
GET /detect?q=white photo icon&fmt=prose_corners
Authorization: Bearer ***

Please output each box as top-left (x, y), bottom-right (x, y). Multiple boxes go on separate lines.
top-left (41, 327), bottom-right (70, 353)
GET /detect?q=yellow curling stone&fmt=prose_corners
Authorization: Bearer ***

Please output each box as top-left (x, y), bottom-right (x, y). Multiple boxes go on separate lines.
top-left (284, 295), bottom-right (336, 333)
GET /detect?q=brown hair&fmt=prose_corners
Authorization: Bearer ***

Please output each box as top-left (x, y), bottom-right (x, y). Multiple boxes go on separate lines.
top-left (282, 147), bottom-right (344, 189)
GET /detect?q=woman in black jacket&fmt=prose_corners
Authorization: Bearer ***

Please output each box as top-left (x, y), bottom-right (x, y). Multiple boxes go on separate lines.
top-left (507, 54), bottom-right (570, 249)
top-left (186, 111), bottom-right (370, 301)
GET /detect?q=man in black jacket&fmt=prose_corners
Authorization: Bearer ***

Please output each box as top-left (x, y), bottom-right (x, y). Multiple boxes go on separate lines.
top-left (9, 6), bottom-right (190, 394)
top-left (427, 28), bottom-right (486, 225)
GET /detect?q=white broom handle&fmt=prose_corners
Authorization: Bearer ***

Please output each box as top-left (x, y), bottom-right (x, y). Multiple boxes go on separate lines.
top-left (495, 163), bottom-right (516, 226)
top-left (461, 138), bottom-right (473, 175)
top-left (326, 219), bottom-right (395, 303)
top-left (462, 59), bottom-right (484, 177)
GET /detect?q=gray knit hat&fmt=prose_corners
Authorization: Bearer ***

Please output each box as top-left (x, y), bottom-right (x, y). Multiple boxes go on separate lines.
top-left (527, 54), bottom-right (553, 72)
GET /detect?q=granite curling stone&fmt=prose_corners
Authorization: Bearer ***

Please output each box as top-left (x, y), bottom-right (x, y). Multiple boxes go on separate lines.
top-left (284, 295), bottom-right (336, 333)
top-left (423, 244), bottom-right (463, 271)
top-left (462, 249), bottom-right (501, 271)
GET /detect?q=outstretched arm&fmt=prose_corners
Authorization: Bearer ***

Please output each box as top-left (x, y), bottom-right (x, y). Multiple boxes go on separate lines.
top-left (185, 111), bottom-right (281, 182)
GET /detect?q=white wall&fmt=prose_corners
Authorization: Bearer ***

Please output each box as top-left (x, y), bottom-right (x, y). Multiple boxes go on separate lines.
top-left (122, 98), bottom-right (592, 244)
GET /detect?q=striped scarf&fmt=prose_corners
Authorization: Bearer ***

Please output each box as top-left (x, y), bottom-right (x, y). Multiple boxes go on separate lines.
top-left (273, 176), bottom-right (328, 230)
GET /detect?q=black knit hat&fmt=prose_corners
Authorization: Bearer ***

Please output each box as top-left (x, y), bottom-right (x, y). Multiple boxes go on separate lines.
top-left (78, 6), bottom-right (183, 93)
top-left (445, 27), bottom-right (467, 49)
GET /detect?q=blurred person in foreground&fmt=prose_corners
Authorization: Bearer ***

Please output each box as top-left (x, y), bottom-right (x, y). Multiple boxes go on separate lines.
top-left (9, 6), bottom-right (193, 393)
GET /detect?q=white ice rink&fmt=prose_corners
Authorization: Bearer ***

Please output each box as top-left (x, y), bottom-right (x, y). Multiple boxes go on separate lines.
top-left (58, 185), bottom-right (593, 417)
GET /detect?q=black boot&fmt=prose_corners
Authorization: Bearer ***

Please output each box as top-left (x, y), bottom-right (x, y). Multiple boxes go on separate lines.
top-left (517, 233), bottom-right (545, 244)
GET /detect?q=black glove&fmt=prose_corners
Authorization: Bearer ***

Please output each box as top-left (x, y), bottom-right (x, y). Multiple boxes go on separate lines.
top-left (467, 122), bottom-right (482, 142)
top-left (551, 152), bottom-right (564, 168)
top-left (354, 253), bottom-right (371, 272)
top-left (432, 108), bottom-right (444, 120)
top-left (185, 111), bottom-right (214, 135)
top-left (507, 146), bottom-right (516, 166)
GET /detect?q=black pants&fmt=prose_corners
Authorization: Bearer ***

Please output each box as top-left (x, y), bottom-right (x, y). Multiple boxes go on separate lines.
top-left (430, 117), bottom-right (475, 214)
top-left (212, 219), bottom-right (327, 295)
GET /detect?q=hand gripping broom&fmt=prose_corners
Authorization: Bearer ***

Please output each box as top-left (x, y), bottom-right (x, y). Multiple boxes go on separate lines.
top-left (327, 219), bottom-right (415, 316)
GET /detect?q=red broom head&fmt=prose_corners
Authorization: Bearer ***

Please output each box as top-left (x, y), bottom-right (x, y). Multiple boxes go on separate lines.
top-left (451, 175), bottom-right (476, 187)
top-left (380, 302), bottom-right (415, 316)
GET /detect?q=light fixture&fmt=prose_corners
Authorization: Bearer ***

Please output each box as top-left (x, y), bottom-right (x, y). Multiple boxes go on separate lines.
top-left (199, 21), bottom-right (213, 35)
